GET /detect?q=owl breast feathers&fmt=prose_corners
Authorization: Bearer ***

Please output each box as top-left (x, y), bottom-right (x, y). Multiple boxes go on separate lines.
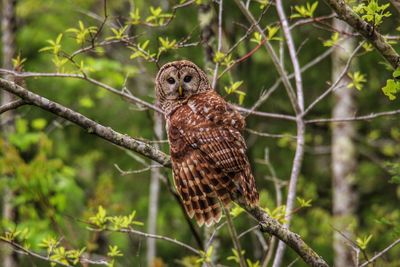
top-left (167, 90), bottom-right (259, 226)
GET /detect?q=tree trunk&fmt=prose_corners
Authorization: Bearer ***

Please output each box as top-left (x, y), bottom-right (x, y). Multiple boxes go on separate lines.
top-left (146, 113), bottom-right (163, 267)
top-left (1, 1), bottom-right (19, 267)
top-left (331, 19), bottom-right (358, 267)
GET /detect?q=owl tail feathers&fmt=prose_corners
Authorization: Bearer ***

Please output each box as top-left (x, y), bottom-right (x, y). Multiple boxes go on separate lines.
top-left (183, 196), bottom-right (225, 227)
top-left (238, 172), bottom-right (259, 208)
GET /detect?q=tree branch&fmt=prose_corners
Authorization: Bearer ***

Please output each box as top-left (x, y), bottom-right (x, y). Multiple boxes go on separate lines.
top-left (303, 41), bottom-right (364, 116)
top-left (238, 200), bottom-right (328, 267)
top-left (0, 69), bottom-right (163, 114)
top-left (234, 0), bottom-right (301, 115)
top-left (0, 99), bottom-right (26, 114)
top-left (359, 238), bottom-right (400, 267)
top-left (322, 0), bottom-right (400, 69)
top-left (0, 239), bottom-right (108, 267)
top-left (273, 1), bottom-right (306, 265)
top-left (0, 78), bottom-right (171, 167)
top-left (305, 109), bottom-right (400, 123)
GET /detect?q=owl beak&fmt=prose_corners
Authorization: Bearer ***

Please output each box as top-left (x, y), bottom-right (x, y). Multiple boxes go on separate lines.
top-left (178, 82), bottom-right (183, 97)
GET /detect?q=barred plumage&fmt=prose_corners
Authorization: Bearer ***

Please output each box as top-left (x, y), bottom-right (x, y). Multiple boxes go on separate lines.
top-left (156, 60), bottom-right (259, 226)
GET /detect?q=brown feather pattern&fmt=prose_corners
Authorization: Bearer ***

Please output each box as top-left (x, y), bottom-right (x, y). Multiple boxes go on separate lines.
top-left (167, 90), bottom-right (259, 226)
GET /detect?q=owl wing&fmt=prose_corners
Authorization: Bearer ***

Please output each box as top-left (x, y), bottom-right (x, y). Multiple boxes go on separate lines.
top-left (168, 116), bottom-right (236, 226)
top-left (168, 91), bottom-right (258, 226)
top-left (186, 90), bottom-right (248, 173)
top-left (188, 90), bottom-right (245, 131)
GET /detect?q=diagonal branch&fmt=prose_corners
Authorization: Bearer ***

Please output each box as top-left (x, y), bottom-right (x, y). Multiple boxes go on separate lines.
top-left (359, 238), bottom-right (400, 267)
top-left (0, 99), bottom-right (26, 114)
top-left (0, 78), bottom-right (171, 167)
top-left (305, 109), bottom-right (400, 123)
top-left (234, 0), bottom-right (301, 115)
top-left (0, 238), bottom-right (108, 267)
top-left (323, 0), bottom-right (400, 69)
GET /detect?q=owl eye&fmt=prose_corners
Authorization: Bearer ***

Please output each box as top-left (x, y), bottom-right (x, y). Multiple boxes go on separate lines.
top-left (183, 75), bottom-right (192, 83)
top-left (167, 77), bottom-right (175, 84)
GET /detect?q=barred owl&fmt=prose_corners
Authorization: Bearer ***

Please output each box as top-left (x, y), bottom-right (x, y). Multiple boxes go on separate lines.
top-left (155, 60), bottom-right (259, 226)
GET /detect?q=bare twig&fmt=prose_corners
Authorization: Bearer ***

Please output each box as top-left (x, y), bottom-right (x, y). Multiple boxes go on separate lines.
top-left (212, 0), bottom-right (223, 88)
top-left (289, 14), bottom-right (337, 30)
top-left (234, 0), bottom-right (300, 114)
top-left (0, 239), bottom-right (108, 266)
top-left (235, 106), bottom-right (296, 121)
top-left (303, 41), bottom-right (364, 116)
top-left (246, 128), bottom-right (296, 139)
top-left (359, 238), bottom-right (400, 267)
top-left (0, 69), bottom-right (163, 114)
top-left (247, 46), bottom-right (335, 118)
top-left (305, 109), bottom-right (400, 123)
top-left (0, 99), bottom-right (26, 114)
top-left (276, 0), bottom-right (304, 112)
top-left (106, 227), bottom-right (201, 256)
top-left (224, 207), bottom-right (246, 267)
top-left (237, 225), bottom-right (259, 240)
top-left (114, 164), bottom-right (163, 175)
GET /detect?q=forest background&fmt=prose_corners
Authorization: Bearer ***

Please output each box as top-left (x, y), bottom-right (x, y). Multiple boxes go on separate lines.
top-left (0, 0), bottom-right (400, 266)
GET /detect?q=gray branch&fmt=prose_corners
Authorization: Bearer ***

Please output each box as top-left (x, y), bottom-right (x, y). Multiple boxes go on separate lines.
top-left (0, 78), bottom-right (171, 167)
top-left (0, 99), bottom-right (26, 114)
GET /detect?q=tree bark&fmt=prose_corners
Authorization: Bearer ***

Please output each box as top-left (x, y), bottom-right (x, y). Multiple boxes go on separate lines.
top-left (323, 0), bottom-right (400, 69)
top-left (1, 0), bottom-right (19, 267)
top-left (331, 19), bottom-right (358, 267)
top-left (146, 113), bottom-right (163, 267)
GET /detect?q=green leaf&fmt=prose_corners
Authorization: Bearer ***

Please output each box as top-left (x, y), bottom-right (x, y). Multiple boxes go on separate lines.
top-left (230, 204), bottom-right (244, 217)
top-left (393, 68), bottom-right (400, 78)
top-left (323, 32), bottom-right (339, 47)
top-left (291, 1), bottom-right (318, 18)
top-left (250, 32), bottom-right (263, 45)
top-left (79, 96), bottom-right (94, 108)
top-left (348, 71), bottom-right (366, 91)
top-left (382, 79), bottom-right (400, 100)
top-left (356, 234), bottom-right (373, 250)
top-left (297, 197), bottom-right (313, 208)
top-left (227, 248), bottom-right (245, 263)
top-left (32, 118), bottom-right (47, 130)
top-left (129, 8), bottom-right (141, 25)
top-left (108, 245), bottom-right (123, 257)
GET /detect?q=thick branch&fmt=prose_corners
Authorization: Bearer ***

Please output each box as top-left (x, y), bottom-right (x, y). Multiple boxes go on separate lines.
top-left (0, 78), bottom-right (171, 167)
top-left (0, 77), bottom-right (328, 267)
top-left (239, 201), bottom-right (328, 267)
top-left (323, 0), bottom-right (400, 69)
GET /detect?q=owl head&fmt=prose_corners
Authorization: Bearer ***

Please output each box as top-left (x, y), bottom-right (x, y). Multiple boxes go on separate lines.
top-left (155, 60), bottom-right (210, 115)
